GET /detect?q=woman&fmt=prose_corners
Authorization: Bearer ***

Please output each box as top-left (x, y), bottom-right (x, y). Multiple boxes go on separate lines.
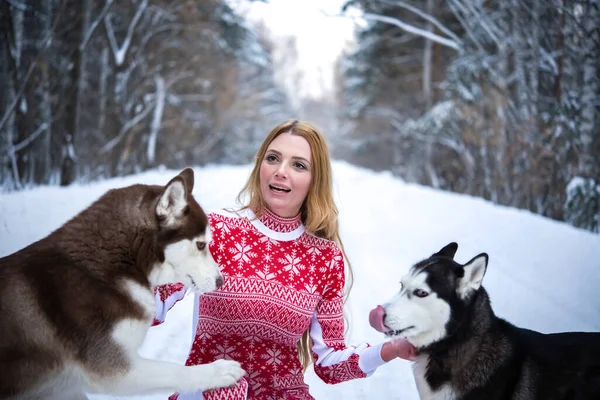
top-left (154, 120), bottom-right (415, 399)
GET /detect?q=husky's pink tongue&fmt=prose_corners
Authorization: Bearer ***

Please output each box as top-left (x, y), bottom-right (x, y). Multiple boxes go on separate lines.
top-left (369, 305), bottom-right (389, 333)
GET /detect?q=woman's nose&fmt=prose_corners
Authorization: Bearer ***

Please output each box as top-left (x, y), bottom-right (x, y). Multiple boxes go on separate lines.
top-left (275, 164), bottom-right (288, 178)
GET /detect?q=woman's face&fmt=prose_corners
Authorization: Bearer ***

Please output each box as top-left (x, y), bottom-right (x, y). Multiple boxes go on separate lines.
top-left (259, 132), bottom-right (312, 218)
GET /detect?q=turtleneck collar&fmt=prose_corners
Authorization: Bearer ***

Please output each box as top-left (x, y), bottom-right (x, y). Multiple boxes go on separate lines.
top-left (243, 208), bottom-right (305, 241)
top-left (257, 207), bottom-right (302, 233)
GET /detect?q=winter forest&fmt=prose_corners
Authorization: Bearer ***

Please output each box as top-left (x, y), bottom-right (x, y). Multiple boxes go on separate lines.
top-left (1, 0), bottom-right (599, 233)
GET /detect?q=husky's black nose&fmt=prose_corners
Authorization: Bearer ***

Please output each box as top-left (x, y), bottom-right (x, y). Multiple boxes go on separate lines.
top-left (216, 276), bottom-right (224, 288)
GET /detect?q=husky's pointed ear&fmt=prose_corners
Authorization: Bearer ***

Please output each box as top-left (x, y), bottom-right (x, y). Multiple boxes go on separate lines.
top-left (457, 253), bottom-right (488, 299)
top-left (178, 168), bottom-right (195, 193)
top-left (156, 173), bottom-right (189, 228)
top-left (434, 242), bottom-right (458, 259)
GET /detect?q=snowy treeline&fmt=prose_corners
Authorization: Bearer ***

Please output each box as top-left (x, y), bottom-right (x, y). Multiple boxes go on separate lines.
top-left (1, 0), bottom-right (598, 234)
top-left (336, 0), bottom-right (600, 233)
top-left (0, 0), bottom-right (292, 189)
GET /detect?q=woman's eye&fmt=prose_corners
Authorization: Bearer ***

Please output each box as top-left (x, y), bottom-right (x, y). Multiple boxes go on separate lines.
top-left (266, 154), bottom-right (278, 162)
top-left (294, 162), bottom-right (307, 170)
top-left (413, 289), bottom-right (429, 298)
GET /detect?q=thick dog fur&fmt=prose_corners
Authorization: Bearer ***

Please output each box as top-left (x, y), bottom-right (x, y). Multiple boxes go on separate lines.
top-left (0, 168), bottom-right (245, 399)
top-left (371, 243), bottom-right (600, 399)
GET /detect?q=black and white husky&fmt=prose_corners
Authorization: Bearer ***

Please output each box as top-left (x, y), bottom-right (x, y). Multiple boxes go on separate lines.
top-left (0, 168), bottom-right (245, 400)
top-left (369, 242), bottom-right (600, 400)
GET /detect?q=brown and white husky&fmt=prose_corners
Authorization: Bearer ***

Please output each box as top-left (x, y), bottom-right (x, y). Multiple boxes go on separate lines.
top-left (0, 168), bottom-right (245, 400)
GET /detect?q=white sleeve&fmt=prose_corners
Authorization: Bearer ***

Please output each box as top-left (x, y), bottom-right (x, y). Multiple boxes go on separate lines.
top-left (309, 312), bottom-right (386, 376)
top-left (153, 285), bottom-right (187, 324)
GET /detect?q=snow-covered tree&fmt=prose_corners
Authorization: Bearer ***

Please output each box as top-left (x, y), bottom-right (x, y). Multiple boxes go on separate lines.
top-left (340, 0), bottom-right (600, 233)
top-left (0, 0), bottom-right (291, 188)
top-left (565, 177), bottom-right (600, 233)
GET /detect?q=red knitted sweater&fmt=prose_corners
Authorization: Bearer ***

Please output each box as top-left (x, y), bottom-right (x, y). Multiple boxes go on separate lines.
top-left (154, 208), bottom-right (385, 400)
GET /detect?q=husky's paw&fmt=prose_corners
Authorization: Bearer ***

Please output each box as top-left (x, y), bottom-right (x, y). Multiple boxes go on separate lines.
top-left (184, 359), bottom-right (246, 391)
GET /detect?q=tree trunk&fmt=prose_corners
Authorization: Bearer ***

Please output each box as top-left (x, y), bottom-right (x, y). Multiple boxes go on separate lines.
top-left (60, 0), bottom-right (85, 186)
top-left (2, 3), bottom-right (25, 188)
top-left (422, 0), bottom-right (440, 188)
top-left (554, 0), bottom-right (565, 103)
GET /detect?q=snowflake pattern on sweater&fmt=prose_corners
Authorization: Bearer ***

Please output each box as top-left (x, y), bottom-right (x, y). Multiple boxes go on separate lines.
top-left (156, 208), bottom-right (384, 400)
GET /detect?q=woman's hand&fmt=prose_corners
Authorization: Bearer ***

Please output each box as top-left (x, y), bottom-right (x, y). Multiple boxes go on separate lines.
top-left (380, 338), bottom-right (418, 362)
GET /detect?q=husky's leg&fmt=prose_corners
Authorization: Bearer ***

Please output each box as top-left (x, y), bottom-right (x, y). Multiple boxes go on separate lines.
top-left (96, 357), bottom-right (245, 396)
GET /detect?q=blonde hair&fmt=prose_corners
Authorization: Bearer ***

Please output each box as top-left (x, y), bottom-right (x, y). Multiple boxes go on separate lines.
top-left (236, 120), bottom-right (354, 371)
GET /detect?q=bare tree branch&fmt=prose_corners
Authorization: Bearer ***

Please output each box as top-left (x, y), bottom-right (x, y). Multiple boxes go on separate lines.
top-left (0, 1), bottom-right (66, 135)
top-left (358, 12), bottom-right (460, 50)
top-left (10, 123), bottom-right (48, 153)
top-left (448, 0), bottom-right (502, 47)
top-left (99, 101), bottom-right (154, 154)
top-left (379, 0), bottom-right (462, 44)
top-left (104, 0), bottom-right (148, 66)
top-left (80, 0), bottom-right (114, 52)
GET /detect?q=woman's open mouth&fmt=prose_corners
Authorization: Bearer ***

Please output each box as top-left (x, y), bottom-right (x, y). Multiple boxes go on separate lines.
top-left (269, 185), bottom-right (291, 193)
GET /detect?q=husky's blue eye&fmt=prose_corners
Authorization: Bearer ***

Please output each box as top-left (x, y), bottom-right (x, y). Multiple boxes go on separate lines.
top-left (413, 289), bottom-right (428, 298)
